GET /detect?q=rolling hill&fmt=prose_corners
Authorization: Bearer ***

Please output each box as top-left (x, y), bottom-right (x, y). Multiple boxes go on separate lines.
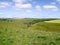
top-left (0, 18), bottom-right (60, 45)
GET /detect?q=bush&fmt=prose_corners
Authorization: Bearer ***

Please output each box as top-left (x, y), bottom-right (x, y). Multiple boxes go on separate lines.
top-left (49, 42), bottom-right (56, 45)
top-left (37, 36), bottom-right (47, 40)
top-left (55, 38), bottom-right (60, 41)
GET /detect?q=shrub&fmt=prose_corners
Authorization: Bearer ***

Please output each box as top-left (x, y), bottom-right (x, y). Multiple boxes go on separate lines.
top-left (55, 38), bottom-right (60, 41)
top-left (49, 42), bottom-right (56, 45)
top-left (37, 36), bottom-right (47, 40)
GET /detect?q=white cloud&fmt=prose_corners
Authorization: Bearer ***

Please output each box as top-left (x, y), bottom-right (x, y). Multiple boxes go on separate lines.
top-left (0, 13), bottom-right (3, 14)
top-left (12, 0), bottom-right (32, 10)
top-left (51, 2), bottom-right (56, 4)
top-left (13, 0), bottom-right (23, 3)
top-left (43, 5), bottom-right (58, 11)
top-left (43, 5), bottom-right (56, 9)
top-left (56, 0), bottom-right (60, 4)
top-left (13, 3), bottom-right (32, 10)
top-left (13, 0), bottom-right (32, 3)
top-left (57, 0), bottom-right (60, 2)
top-left (22, 4), bottom-right (32, 8)
top-left (26, 10), bottom-right (32, 13)
top-left (33, 1), bottom-right (36, 4)
top-left (13, 3), bottom-right (23, 9)
top-left (12, 14), bottom-right (27, 18)
top-left (35, 5), bottom-right (41, 12)
top-left (0, 2), bottom-right (11, 8)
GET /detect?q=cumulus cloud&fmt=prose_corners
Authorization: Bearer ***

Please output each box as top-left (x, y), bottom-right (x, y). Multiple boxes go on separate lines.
top-left (12, 14), bottom-right (27, 18)
top-left (13, 0), bottom-right (25, 3)
top-left (26, 10), bottom-right (32, 13)
top-left (51, 2), bottom-right (56, 4)
top-left (13, 3), bottom-right (32, 10)
top-left (12, 0), bottom-right (32, 10)
top-left (35, 5), bottom-right (41, 12)
top-left (21, 4), bottom-right (32, 8)
top-left (0, 2), bottom-right (11, 8)
top-left (56, 0), bottom-right (60, 4)
top-left (57, 0), bottom-right (60, 2)
top-left (13, 0), bottom-right (32, 3)
top-left (0, 13), bottom-right (3, 14)
top-left (43, 5), bottom-right (58, 11)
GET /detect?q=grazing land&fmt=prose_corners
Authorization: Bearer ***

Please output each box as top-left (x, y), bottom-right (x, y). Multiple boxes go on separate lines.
top-left (0, 18), bottom-right (60, 45)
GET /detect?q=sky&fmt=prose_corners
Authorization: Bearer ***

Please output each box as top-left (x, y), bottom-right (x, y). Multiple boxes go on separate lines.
top-left (0, 0), bottom-right (60, 18)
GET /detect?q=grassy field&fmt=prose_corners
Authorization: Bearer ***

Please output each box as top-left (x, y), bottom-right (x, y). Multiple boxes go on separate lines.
top-left (45, 20), bottom-right (60, 23)
top-left (29, 22), bottom-right (60, 32)
top-left (0, 18), bottom-right (60, 45)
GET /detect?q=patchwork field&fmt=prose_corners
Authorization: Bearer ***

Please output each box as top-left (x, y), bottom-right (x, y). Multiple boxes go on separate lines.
top-left (0, 18), bottom-right (60, 45)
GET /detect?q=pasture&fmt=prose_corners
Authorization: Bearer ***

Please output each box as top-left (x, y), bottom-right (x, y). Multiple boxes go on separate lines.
top-left (0, 18), bottom-right (60, 45)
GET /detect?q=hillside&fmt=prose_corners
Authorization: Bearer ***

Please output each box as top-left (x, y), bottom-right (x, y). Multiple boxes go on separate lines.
top-left (0, 18), bottom-right (60, 45)
top-left (29, 22), bottom-right (60, 32)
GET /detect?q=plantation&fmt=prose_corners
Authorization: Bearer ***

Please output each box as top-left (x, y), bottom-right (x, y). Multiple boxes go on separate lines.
top-left (0, 18), bottom-right (60, 45)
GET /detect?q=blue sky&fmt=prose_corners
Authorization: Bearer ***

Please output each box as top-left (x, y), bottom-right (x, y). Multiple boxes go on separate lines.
top-left (0, 0), bottom-right (60, 18)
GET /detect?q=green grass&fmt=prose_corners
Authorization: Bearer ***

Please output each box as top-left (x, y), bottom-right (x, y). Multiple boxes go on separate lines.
top-left (0, 18), bottom-right (60, 45)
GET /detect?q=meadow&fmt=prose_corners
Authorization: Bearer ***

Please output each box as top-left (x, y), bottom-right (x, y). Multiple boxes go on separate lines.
top-left (0, 18), bottom-right (60, 45)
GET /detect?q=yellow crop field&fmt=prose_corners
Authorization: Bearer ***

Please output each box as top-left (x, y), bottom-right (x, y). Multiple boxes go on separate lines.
top-left (45, 20), bottom-right (60, 23)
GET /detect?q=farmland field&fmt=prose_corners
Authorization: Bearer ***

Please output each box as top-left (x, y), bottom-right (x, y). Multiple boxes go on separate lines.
top-left (0, 18), bottom-right (60, 45)
top-left (45, 20), bottom-right (60, 23)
